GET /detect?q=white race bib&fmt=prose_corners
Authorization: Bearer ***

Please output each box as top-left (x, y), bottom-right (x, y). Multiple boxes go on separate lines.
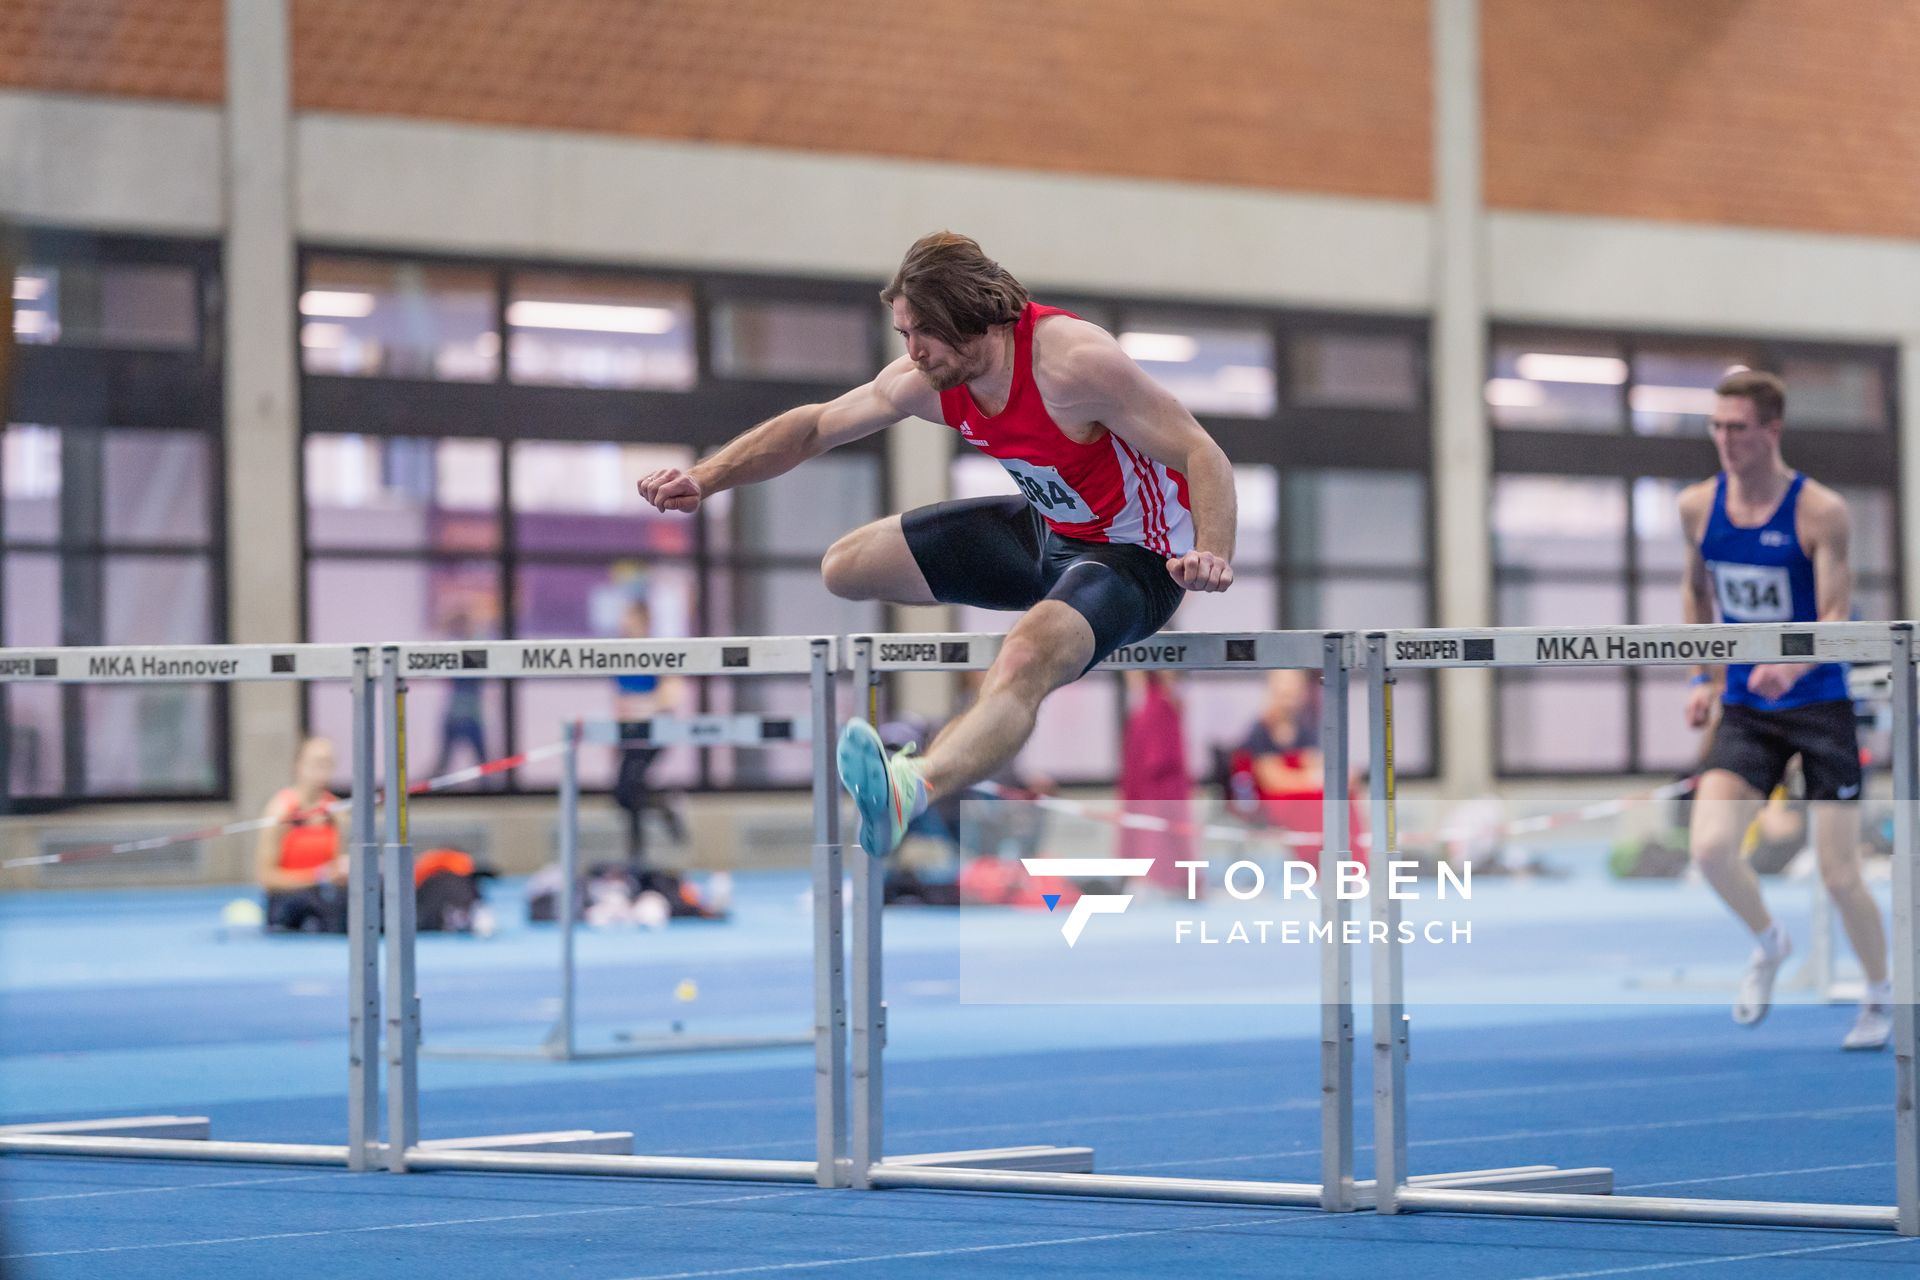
top-left (1710, 562), bottom-right (1793, 622)
top-left (999, 458), bottom-right (1094, 521)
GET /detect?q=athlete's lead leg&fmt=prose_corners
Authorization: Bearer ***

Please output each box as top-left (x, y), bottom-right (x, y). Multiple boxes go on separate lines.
top-left (822, 515), bottom-right (939, 606)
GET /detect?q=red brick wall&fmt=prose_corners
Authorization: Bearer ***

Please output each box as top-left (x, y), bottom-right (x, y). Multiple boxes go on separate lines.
top-left (1484, 0), bottom-right (1920, 239)
top-left (289, 0), bottom-right (1431, 200)
top-left (0, 0), bottom-right (223, 102)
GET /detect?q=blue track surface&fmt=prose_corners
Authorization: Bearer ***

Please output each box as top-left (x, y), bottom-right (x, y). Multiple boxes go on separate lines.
top-left (4, 866), bottom-right (1919, 1277)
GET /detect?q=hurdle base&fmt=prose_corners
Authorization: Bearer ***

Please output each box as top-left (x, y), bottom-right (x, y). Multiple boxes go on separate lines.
top-left (882, 1145), bottom-right (1096, 1174)
top-left (418, 1130), bottom-right (634, 1156)
top-left (0, 1115), bottom-right (212, 1140)
top-left (1355, 1164), bottom-right (1614, 1208)
top-left (1395, 1185), bottom-right (1894, 1231)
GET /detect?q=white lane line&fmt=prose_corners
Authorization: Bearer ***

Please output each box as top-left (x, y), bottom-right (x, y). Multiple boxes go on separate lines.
top-left (3, 1170), bottom-right (353, 1204)
top-left (614, 1211), bottom-right (1324, 1279)
top-left (3, 1189), bottom-right (810, 1261)
top-left (1618, 1160), bottom-right (1891, 1191)
top-left (1513, 1234), bottom-right (1920, 1280)
top-left (1105, 1103), bottom-right (1882, 1173)
top-left (669, 1072), bottom-right (1785, 1157)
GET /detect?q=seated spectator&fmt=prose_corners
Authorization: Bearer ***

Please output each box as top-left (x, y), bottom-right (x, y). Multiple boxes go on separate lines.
top-left (256, 736), bottom-right (349, 933)
top-left (1229, 670), bottom-right (1356, 866)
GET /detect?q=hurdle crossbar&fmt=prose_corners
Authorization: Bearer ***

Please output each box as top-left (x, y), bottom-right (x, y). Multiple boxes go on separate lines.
top-left (1365, 621), bottom-right (1913, 1233)
top-left (0, 642), bottom-right (381, 1170)
top-left (381, 635), bottom-right (847, 1187)
top-left (421, 712), bottom-right (817, 1063)
top-left (849, 631), bottom-right (1365, 1205)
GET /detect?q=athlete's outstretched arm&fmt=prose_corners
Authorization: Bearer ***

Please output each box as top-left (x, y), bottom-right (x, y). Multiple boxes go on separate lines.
top-left (1049, 338), bottom-right (1236, 591)
top-left (1806, 488), bottom-right (1853, 623)
top-left (637, 357), bottom-right (939, 513)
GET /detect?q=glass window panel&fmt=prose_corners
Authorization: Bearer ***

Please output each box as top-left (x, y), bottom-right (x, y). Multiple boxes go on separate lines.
top-left (1499, 673), bottom-right (1629, 772)
top-left (1493, 476), bottom-right (1626, 572)
top-left (1288, 576), bottom-right (1427, 631)
top-left (82, 686), bottom-right (218, 794)
top-left (301, 256), bottom-right (499, 381)
top-left (309, 557), bottom-right (498, 644)
top-left (1488, 337), bottom-right (1625, 432)
top-left (1120, 317), bottom-right (1275, 417)
top-left (4, 552), bottom-right (59, 644)
top-left (705, 566), bottom-right (880, 641)
top-left (103, 431), bottom-right (211, 544)
top-left (1780, 355), bottom-right (1888, 431)
top-left (305, 434), bottom-right (501, 552)
top-left (1637, 670), bottom-right (1703, 773)
top-left (510, 441), bottom-right (696, 555)
top-left (1286, 470), bottom-right (1425, 570)
top-left (1225, 465), bottom-right (1278, 569)
top-left (951, 453), bottom-right (1017, 501)
top-left (7, 683), bottom-right (65, 796)
top-left (1855, 578), bottom-right (1895, 623)
top-left (3, 424), bottom-right (61, 541)
top-left (507, 270), bottom-right (695, 390)
top-left (1629, 344), bottom-right (1761, 437)
top-left (14, 262), bottom-right (198, 349)
top-left (1289, 331), bottom-right (1420, 410)
top-left (1497, 578), bottom-right (1628, 628)
top-left (721, 454), bottom-right (881, 557)
top-left (1837, 487), bottom-right (1895, 578)
top-left (102, 556), bottom-right (209, 644)
top-left (1174, 572), bottom-right (1276, 632)
top-left (1634, 578), bottom-right (1685, 627)
top-left (1631, 477), bottom-right (1691, 575)
top-left (711, 299), bottom-right (874, 382)
top-left (1022, 673), bottom-right (1120, 782)
top-left (513, 560), bottom-right (696, 644)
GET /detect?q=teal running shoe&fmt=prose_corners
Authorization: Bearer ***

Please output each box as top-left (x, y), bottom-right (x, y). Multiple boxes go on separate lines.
top-left (836, 719), bottom-right (924, 858)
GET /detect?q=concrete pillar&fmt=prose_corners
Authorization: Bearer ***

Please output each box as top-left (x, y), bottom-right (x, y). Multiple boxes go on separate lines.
top-left (1903, 338), bottom-right (1920, 614)
top-left (1431, 0), bottom-right (1492, 797)
top-left (886, 420), bottom-right (956, 721)
top-left (222, 0), bottom-right (302, 835)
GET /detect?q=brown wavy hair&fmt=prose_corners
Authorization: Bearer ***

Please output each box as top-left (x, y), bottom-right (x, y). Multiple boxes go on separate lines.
top-left (1716, 368), bottom-right (1786, 423)
top-left (881, 232), bottom-right (1029, 348)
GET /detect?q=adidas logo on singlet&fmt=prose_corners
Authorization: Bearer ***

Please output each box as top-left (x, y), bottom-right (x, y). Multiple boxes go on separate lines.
top-left (1759, 530), bottom-right (1791, 546)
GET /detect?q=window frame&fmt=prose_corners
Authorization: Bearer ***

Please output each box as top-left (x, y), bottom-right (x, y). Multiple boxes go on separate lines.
top-left (4, 229), bottom-right (229, 811)
top-left (1490, 324), bottom-right (1903, 780)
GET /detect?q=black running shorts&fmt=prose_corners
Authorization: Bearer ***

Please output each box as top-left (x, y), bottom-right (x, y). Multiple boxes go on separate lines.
top-left (900, 495), bottom-right (1185, 671)
top-left (1701, 699), bottom-right (1862, 801)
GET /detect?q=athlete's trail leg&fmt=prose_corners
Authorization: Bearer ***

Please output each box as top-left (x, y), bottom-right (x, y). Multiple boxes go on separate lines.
top-left (1689, 769), bottom-right (1771, 932)
top-left (918, 601), bottom-right (1093, 799)
top-left (1814, 800), bottom-right (1889, 985)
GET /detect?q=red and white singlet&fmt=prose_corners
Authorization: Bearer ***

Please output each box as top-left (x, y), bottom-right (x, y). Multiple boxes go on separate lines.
top-left (936, 303), bottom-right (1195, 557)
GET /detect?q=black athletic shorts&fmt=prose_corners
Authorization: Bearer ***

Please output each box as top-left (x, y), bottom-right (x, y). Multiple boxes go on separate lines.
top-left (901, 495), bottom-right (1185, 671)
top-left (1701, 699), bottom-right (1862, 801)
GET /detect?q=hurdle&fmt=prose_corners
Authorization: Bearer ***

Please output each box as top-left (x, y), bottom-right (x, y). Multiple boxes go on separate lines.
top-left (375, 635), bottom-right (850, 1186)
top-left (1364, 621), bottom-right (1913, 1232)
top-left (0, 642), bottom-right (384, 1172)
top-left (421, 712), bottom-right (817, 1062)
top-left (844, 630), bottom-right (1606, 1208)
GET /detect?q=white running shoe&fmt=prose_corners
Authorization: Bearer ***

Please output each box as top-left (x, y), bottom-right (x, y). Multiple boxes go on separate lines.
top-left (1733, 929), bottom-right (1792, 1026)
top-left (1843, 1002), bottom-right (1892, 1052)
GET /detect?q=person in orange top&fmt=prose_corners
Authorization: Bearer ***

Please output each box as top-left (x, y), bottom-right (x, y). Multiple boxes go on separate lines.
top-left (255, 736), bottom-right (349, 933)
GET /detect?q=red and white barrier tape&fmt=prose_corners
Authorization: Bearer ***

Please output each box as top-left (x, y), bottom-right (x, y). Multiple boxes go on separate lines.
top-left (971, 773), bottom-right (1700, 854)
